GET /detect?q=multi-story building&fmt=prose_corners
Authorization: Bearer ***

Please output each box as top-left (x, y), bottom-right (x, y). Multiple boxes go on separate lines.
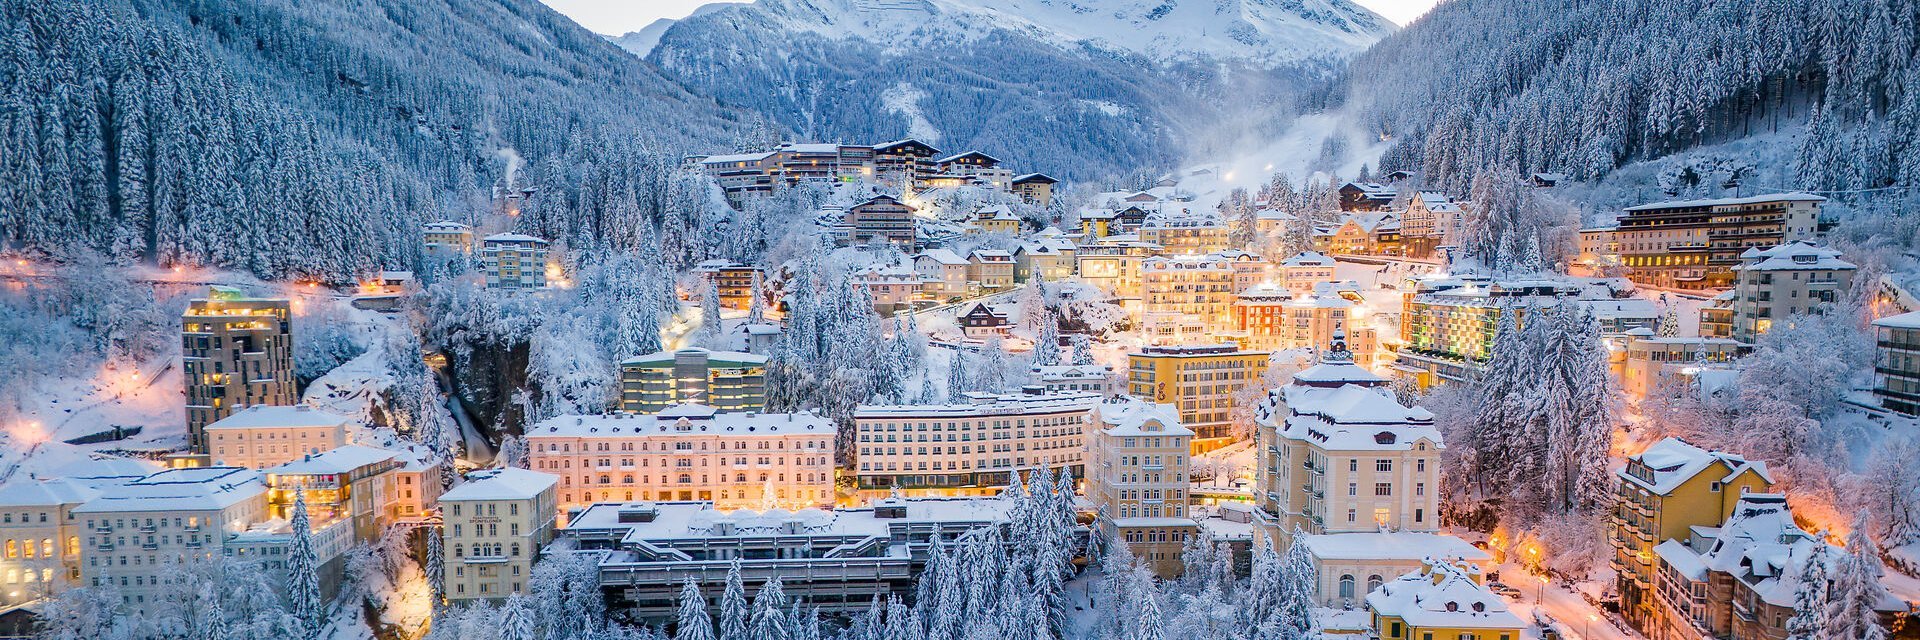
top-left (854, 263), bottom-right (921, 315)
top-left (1873, 311), bottom-right (1920, 416)
top-left (1602, 193), bottom-right (1825, 289)
top-left (1302, 531), bottom-right (1490, 607)
top-left (842, 196), bottom-right (918, 249)
top-left (851, 390), bottom-right (1100, 497)
top-left (967, 250), bottom-right (1015, 291)
top-left (936, 151), bottom-right (1013, 190)
top-left (1649, 494), bottom-right (1900, 640)
top-left (1397, 192), bottom-right (1461, 259)
top-left (479, 233), bottom-right (550, 289)
top-left (691, 261), bottom-right (764, 310)
top-left (1609, 437), bottom-right (1772, 635)
top-left (1338, 182), bottom-right (1397, 211)
top-left (1614, 330), bottom-right (1750, 402)
top-left (1729, 241), bottom-right (1856, 341)
top-left (73, 467), bottom-right (271, 616)
top-left (204, 405), bottom-right (350, 469)
top-left (1252, 337), bottom-right (1441, 544)
top-left (422, 221), bottom-right (475, 254)
top-left (1075, 239), bottom-right (1162, 305)
top-left (1325, 212), bottom-right (1401, 256)
top-left (1028, 364), bottom-right (1117, 396)
top-left (1138, 211), bottom-right (1229, 255)
top-left (548, 497), bottom-right (1011, 618)
top-left (1011, 173), bottom-right (1058, 207)
top-left (182, 286), bottom-right (295, 453)
top-left (1086, 399), bottom-right (1194, 578)
top-left (618, 348), bottom-right (768, 414)
top-left (1013, 233), bottom-right (1076, 283)
top-left (0, 479), bottom-right (97, 607)
top-left (1235, 284), bottom-right (1379, 367)
top-left (1392, 276), bottom-right (1581, 388)
top-left (969, 204), bottom-right (1023, 235)
top-left (873, 139), bottom-right (942, 191)
top-left (262, 445), bottom-right (408, 543)
top-left (914, 249), bottom-right (973, 301)
top-left (1277, 251), bottom-right (1337, 294)
top-left (1140, 254), bottom-right (1237, 345)
top-left (1126, 344), bottom-right (1270, 451)
top-left (958, 303), bottom-right (1013, 340)
top-left (525, 406), bottom-right (836, 513)
top-left (1367, 560), bottom-right (1524, 640)
top-left (441, 467), bottom-right (559, 603)
top-left (1210, 250), bottom-right (1275, 293)
top-left (696, 143), bottom-right (878, 197)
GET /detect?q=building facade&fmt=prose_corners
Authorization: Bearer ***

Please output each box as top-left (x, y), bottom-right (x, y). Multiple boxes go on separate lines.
top-left (204, 405), bottom-right (350, 469)
top-left (479, 233), bottom-right (551, 289)
top-left (843, 196), bottom-right (918, 249)
top-left (1609, 437), bottom-right (1773, 636)
top-left (851, 390), bottom-right (1099, 497)
top-left (1874, 311), bottom-right (1920, 416)
top-left (441, 468), bottom-right (559, 603)
top-left (1729, 242), bottom-right (1855, 341)
top-left (182, 286), bottom-right (295, 453)
top-left (525, 406), bottom-right (836, 513)
top-left (1367, 560), bottom-right (1524, 640)
top-left (0, 480), bottom-right (97, 607)
top-left (618, 348), bottom-right (768, 414)
top-left (1601, 193), bottom-right (1825, 289)
top-left (73, 467), bottom-right (271, 616)
top-left (1140, 255), bottom-right (1237, 345)
top-left (1086, 400), bottom-right (1195, 578)
top-left (1126, 344), bottom-right (1270, 452)
top-left (422, 221), bottom-right (475, 254)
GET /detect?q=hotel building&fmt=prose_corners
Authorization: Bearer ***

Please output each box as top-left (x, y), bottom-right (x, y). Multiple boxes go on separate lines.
top-left (0, 480), bottom-right (97, 607)
top-left (1126, 344), bottom-right (1270, 451)
top-left (1728, 242), bottom-right (1855, 341)
top-left (1086, 400), bottom-right (1195, 578)
top-left (1608, 437), bottom-right (1772, 635)
top-left (182, 286), bottom-right (295, 453)
top-left (1873, 310), bottom-right (1920, 416)
top-left (73, 467), bottom-right (271, 616)
top-left (525, 405), bottom-right (836, 513)
top-left (204, 405), bottom-right (351, 469)
top-left (851, 390), bottom-right (1099, 497)
top-left (422, 221), bottom-right (475, 254)
top-left (1595, 193), bottom-right (1824, 289)
top-left (441, 468), bottom-right (559, 603)
top-left (1140, 254), bottom-right (1237, 344)
top-left (618, 348), bottom-right (768, 414)
top-left (479, 233), bottom-right (550, 289)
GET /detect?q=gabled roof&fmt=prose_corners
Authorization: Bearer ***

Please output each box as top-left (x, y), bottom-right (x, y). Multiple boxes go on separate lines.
top-left (1733, 241), bottom-right (1855, 271)
top-left (1095, 399), bottom-right (1192, 437)
top-left (440, 467), bottom-right (558, 502)
top-left (916, 248), bottom-right (968, 265)
top-left (1280, 251), bottom-right (1335, 267)
top-left (935, 151), bottom-right (1000, 166)
top-left (1011, 173), bottom-right (1058, 185)
top-left (874, 139), bottom-right (941, 155)
top-left (1620, 437), bottom-right (1771, 495)
top-left (1366, 561), bottom-right (1523, 630)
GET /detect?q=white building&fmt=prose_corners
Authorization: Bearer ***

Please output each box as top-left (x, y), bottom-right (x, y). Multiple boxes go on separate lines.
top-left (0, 479), bottom-right (99, 606)
top-left (73, 467), bottom-right (270, 616)
top-left (525, 406), bottom-right (837, 514)
top-left (1730, 242), bottom-right (1856, 341)
top-left (204, 404), bottom-right (350, 469)
top-left (1253, 336), bottom-right (1443, 546)
top-left (1303, 531), bottom-right (1491, 607)
top-left (1027, 364), bottom-right (1118, 396)
top-left (441, 467), bottom-right (559, 603)
top-left (852, 390), bottom-right (1099, 498)
top-left (1086, 399), bottom-right (1194, 578)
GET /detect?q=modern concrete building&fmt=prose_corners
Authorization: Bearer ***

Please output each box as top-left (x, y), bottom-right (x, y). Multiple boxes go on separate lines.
top-left (1601, 193), bottom-right (1825, 289)
top-left (851, 390), bottom-right (1099, 498)
top-left (842, 196), bottom-right (918, 249)
top-left (1873, 311), bottom-right (1920, 416)
top-left (441, 467), bottom-right (559, 603)
top-left (1086, 399), bottom-right (1194, 578)
top-left (182, 286), bottom-right (295, 453)
top-left (479, 233), bottom-right (551, 289)
top-left (1729, 241), bottom-right (1855, 341)
top-left (204, 405), bottom-right (351, 469)
top-left (525, 406), bottom-right (836, 514)
top-left (618, 348), bottom-right (768, 415)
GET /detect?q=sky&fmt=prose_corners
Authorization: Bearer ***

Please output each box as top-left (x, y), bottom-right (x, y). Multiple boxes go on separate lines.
top-left (539, 0), bottom-right (1442, 35)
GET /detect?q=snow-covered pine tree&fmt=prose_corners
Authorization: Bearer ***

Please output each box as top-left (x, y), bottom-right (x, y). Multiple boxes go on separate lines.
top-left (426, 526), bottom-right (446, 618)
top-left (720, 559), bottom-right (749, 640)
top-left (288, 494), bottom-right (322, 639)
top-left (947, 351), bottom-right (970, 402)
top-left (698, 280), bottom-right (725, 350)
top-left (982, 339), bottom-right (1010, 393)
top-left (500, 593), bottom-right (538, 640)
top-left (1132, 590), bottom-right (1165, 640)
top-left (1658, 306), bottom-right (1680, 337)
top-left (500, 434), bottom-right (531, 469)
top-left (748, 576), bottom-right (790, 640)
top-left (1032, 308), bottom-right (1062, 367)
top-left (1826, 519), bottom-right (1890, 640)
top-left (676, 578), bottom-right (717, 640)
top-left (1785, 545), bottom-right (1829, 640)
top-left (1071, 334), bottom-right (1096, 366)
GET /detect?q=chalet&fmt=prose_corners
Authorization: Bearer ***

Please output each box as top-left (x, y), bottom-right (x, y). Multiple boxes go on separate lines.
top-left (843, 195), bottom-right (917, 249)
top-left (1530, 172), bottom-right (1566, 188)
top-left (1337, 181), bottom-right (1397, 212)
top-left (959, 303), bottom-right (1012, 340)
top-left (1080, 209), bottom-right (1120, 238)
top-left (873, 139), bottom-right (942, 190)
top-left (1011, 173), bottom-right (1059, 206)
top-left (1326, 212), bottom-right (1401, 256)
top-left (935, 151), bottom-right (1012, 190)
top-left (971, 205), bottom-right (1022, 235)
top-left (1113, 205), bottom-right (1153, 231)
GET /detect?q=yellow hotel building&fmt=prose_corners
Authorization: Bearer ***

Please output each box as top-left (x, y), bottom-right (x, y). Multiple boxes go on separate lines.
top-left (1126, 344), bottom-right (1269, 453)
top-left (1609, 437), bottom-right (1772, 636)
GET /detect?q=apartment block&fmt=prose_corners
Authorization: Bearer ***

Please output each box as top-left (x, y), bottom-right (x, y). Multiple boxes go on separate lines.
top-left (1086, 400), bottom-right (1194, 578)
top-left (1126, 344), bottom-right (1270, 451)
top-left (1729, 242), bottom-right (1855, 341)
top-left (618, 348), bottom-right (767, 414)
top-left (525, 406), bottom-right (836, 513)
top-left (1608, 437), bottom-right (1772, 635)
top-left (204, 404), bottom-right (350, 469)
top-left (1598, 193), bottom-right (1824, 289)
top-left (1140, 254), bottom-right (1237, 345)
top-left (1873, 311), bottom-right (1920, 416)
top-left (182, 286), bottom-right (295, 453)
top-left (967, 249), bottom-right (1015, 291)
top-left (842, 195), bottom-right (918, 249)
top-left (1138, 211), bottom-right (1230, 255)
top-left (479, 233), bottom-right (550, 289)
top-left (422, 220), bottom-right (475, 254)
top-left (441, 468), bottom-right (559, 603)
top-left (691, 260), bottom-right (764, 310)
top-left (73, 467), bottom-right (271, 616)
top-left (1011, 173), bottom-right (1058, 207)
top-left (851, 390), bottom-right (1099, 497)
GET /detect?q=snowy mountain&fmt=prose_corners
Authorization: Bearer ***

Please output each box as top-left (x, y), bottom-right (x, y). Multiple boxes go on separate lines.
top-left (730, 0), bottom-right (1392, 67)
top-left (647, 0), bottom-right (1390, 181)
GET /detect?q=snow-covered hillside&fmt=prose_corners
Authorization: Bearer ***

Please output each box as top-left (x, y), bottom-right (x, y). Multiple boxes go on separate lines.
top-left (741, 0), bottom-right (1393, 66)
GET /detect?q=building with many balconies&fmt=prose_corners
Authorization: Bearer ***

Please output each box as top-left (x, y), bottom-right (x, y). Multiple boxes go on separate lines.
top-left (1608, 437), bottom-right (1772, 636)
top-left (618, 348), bottom-right (768, 415)
top-left (182, 286), bottom-right (295, 453)
top-left (1126, 344), bottom-right (1269, 452)
top-left (1086, 399), bottom-right (1194, 578)
top-left (1728, 242), bottom-right (1855, 341)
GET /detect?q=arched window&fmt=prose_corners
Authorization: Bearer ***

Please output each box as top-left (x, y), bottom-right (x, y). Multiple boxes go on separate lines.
top-left (1367, 575), bottom-right (1384, 594)
top-left (679, 474), bottom-right (692, 484)
top-left (1338, 574), bottom-right (1356, 599)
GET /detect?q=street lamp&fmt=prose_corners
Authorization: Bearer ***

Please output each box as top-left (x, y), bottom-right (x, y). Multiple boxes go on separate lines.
top-left (1586, 613), bottom-right (1597, 639)
top-left (1536, 574), bottom-right (1548, 603)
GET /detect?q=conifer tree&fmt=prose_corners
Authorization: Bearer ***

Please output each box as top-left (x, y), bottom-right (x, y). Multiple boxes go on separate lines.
top-left (288, 494), bottom-right (322, 639)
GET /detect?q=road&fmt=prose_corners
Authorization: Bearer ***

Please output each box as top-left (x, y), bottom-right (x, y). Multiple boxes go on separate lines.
top-left (1500, 563), bottom-right (1643, 640)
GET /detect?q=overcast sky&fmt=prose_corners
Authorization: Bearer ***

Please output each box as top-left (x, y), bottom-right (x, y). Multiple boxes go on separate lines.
top-left (540, 0), bottom-right (1441, 35)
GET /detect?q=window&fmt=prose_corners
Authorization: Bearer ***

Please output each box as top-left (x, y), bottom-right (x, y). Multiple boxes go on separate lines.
top-left (1374, 483), bottom-right (1392, 496)
top-left (1338, 575), bottom-right (1355, 599)
top-left (1376, 459), bottom-right (1392, 472)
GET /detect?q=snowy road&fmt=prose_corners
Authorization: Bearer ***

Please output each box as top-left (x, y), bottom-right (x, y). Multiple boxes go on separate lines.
top-left (1502, 564), bottom-right (1643, 640)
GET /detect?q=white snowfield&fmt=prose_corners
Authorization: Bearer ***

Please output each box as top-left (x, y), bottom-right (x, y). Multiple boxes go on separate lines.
top-left (742, 0), bottom-right (1394, 66)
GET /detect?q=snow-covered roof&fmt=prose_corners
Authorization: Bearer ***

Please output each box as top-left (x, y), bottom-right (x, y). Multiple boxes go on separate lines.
top-left (916, 248), bottom-right (969, 265)
top-left (203, 405), bottom-right (350, 431)
top-left (1665, 494), bottom-right (1900, 610)
top-left (1256, 208), bottom-right (1298, 222)
top-left (1303, 532), bottom-right (1490, 562)
top-left (73, 467), bottom-right (265, 514)
top-left (969, 249), bottom-right (1012, 261)
top-left (854, 391), bottom-right (1099, 419)
top-left (1623, 192), bottom-right (1826, 212)
top-left (263, 445), bottom-right (402, 476)
top-left (49, 456), bottom-right (160, 487)
top-left (1619, 437), bottom-right (1771, 496)
top-left (1654, 538), bottom-right (1708, 581)
top-left (441, 468), bottom-right (558, 502)
top-left (423, 220), bottom-right (471, 231)
top-left (620, 348), bottom-right (769, 367)
top-left (527, 408), bottom-right (835, 438)
top-left (1095, 399), bottom-right (1192, 437)
top-left (1365, 560), bottom-right (1523, 630)
top-left (0, 478), bottom-right (101, 508)
top-left (778, 143), bottom-right (843, 154)
top-left (1012, 173), bottom-right (1057, 184)
top-left (1030, 364), bottom-right (1111, 379)
top-left (936, 151), bottom-right (1000, 165)
top-left (1236, 283), bottom-right (1295, 302)
top-left (482, 233), bottom-right (549, 244)
top-left (700, 151), bottom-right (775, 164)
top-left (564, 497), bottom-right (1011, 543)
top-left (1574, 298), bottom-right (1660, 321)
top-left (1874, 311), bottom-right (1920, 330)
top-left (1259, 338), bottom-right (1441, 453)
top-left (1280, 251), bottom-right (1336, 267)
top-left (1733, 241), bottom-right (1856, 271)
